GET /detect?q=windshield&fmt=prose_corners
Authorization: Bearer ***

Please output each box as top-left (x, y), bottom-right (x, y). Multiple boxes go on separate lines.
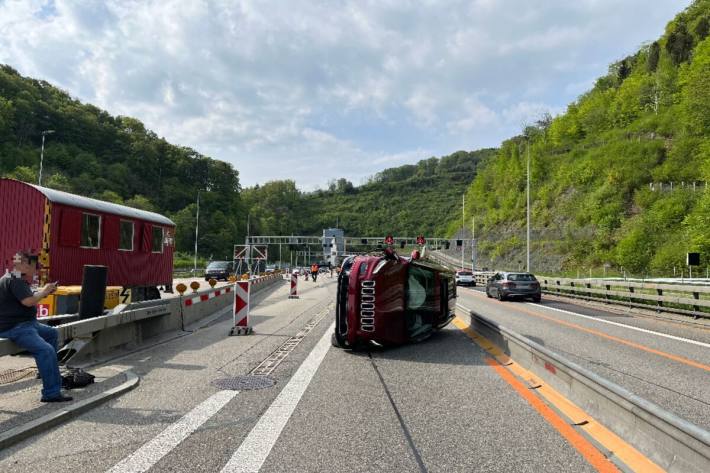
top-left (507, 273), bottom-right (536, 281)
top-left (457, 271), bottom-right (473, 276)
top-left (207, 262), bottom-right (229, 269)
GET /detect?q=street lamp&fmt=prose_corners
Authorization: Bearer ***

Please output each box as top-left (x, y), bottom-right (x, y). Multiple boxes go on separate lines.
top-left (461, 193), bottom-right (465, 270)
top-left (526, 136), bottom-right (531, 273)
top-left (38, 130), bottom-right (55, 186)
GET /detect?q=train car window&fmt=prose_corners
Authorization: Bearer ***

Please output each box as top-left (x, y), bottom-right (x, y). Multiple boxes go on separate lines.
top-left (152, 226), bottom-right (164, 253)
top-left (119, 220), bottom-right (134, 251)
top-left (80, 213), bottom-right (101, 248)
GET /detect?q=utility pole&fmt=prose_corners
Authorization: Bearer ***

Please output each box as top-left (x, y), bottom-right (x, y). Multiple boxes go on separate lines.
top-left (38, 130), bottom-right (55, 185)
top-left (471, 216), bottom-right (475, 272)
top-left (193, 191), bottom-right (200, 273)
top-left (462, 193), bottom-right (465, 270)
top-left (526, 138), bottom-right (531, 273)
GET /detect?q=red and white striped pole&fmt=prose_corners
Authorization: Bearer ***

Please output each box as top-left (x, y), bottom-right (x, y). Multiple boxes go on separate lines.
top-left (288, 273), bottom-right (299, 299)
top-left (230, 280), bottom-right (253, 335)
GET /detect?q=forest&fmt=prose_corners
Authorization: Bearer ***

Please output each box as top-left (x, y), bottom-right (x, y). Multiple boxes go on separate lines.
top-left (453, 0), bottom-right (710, 276)
top-left (2, 0), bottom-right (709, 275)
top-left (0, 63), bottom-right (488, 262)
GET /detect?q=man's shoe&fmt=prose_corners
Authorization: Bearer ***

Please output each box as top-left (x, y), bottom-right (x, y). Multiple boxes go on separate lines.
top-left (41, 394), bottom-right (73, 403)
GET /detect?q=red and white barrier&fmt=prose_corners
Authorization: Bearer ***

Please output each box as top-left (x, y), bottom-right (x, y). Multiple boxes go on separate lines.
top-left (288, 273), bottom-right (299, 299)
top-left (184, 286), bottom-right (232, 306)
top-left (230, 280), bottom-right (252, 335)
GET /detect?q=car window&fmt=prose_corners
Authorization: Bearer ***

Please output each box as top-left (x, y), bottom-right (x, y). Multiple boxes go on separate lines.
top-left (207, 262), bottom-right (229, 269)
top-left (508, 273), bottom-right (535, 281)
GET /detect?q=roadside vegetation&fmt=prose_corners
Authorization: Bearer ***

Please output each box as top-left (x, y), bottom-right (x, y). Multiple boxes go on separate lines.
top-left (452, 0), bottom-right (710, 277)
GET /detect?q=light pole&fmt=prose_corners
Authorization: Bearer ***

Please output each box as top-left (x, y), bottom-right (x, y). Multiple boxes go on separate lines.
top-left (193, 191), bottom-right (200, 274)
top-left (526, 137), bottom-right (531, 273)
top-left (461, 193), bottom-right (465, 270)
top-left (38, 130), bottom-right (55, 185)
top-left (471, 216), bottom-right (475, 272)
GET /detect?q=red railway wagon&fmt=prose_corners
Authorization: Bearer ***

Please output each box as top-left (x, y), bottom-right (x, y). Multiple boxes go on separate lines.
top-left (0, 178), bottom-right (175, 300)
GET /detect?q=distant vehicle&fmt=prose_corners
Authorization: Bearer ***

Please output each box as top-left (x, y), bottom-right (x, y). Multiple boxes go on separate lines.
top-left (204, 261), bottom-right (234, 281)
top-left (265, 264), bottom-right (276, 273)
top-left (486, 272), bottom-right (541, 302)
top-left (292, 267), bottom-right (301, 275)
top-left (455, 270), bottom-right (475, 287)
top-left (333, 250), bottom-right (456, 349)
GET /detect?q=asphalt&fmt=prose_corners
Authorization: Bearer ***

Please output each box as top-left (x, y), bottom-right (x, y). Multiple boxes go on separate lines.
top-left (0, 276), bottom-right (657, 472)
top-left (457, 286), bottom-right (710, 431)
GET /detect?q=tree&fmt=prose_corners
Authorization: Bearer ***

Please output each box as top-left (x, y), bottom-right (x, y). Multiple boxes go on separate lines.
top-left (647, 41), bottom-right (660, 72)
top-left (666, 22), bottom-right (694, 65)
top-left (695, 17), bottom-right (709, 40)
top-left (682, 37), bottom-right (710, 135)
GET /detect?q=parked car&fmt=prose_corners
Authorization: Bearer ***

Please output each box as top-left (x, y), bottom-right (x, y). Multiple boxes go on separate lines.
top-left (204, 261), bottom-right (235, 281)
top-left (455, 270), bottom-right (475, 286)
top-left (333, 250), bottom-right (456, 349)
top-left (486, 272), bottom-right (541, 302)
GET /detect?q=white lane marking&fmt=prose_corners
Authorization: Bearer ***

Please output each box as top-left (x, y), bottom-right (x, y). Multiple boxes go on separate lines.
top-left (108, 390), bottom-right (238, 473)
top-left (527, 303), bottom-right (710, 349)
top-left (221, 322), bottom-right (335, 473)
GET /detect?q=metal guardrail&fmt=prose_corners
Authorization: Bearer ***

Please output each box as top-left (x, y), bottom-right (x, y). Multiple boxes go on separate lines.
top-left (0, 275), bottom-right (284, 358)
top-left (456, 303), bottom-right (710, 473)
top-left (540, 277), bottom-right (710, 318)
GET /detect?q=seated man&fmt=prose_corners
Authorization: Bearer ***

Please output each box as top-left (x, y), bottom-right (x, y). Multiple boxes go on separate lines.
top-left (0, 251), bottom-right (72, 402)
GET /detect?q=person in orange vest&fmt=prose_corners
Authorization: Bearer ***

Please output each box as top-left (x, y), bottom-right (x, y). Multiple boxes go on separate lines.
top-left (310, 263), bottom-right (319, 282)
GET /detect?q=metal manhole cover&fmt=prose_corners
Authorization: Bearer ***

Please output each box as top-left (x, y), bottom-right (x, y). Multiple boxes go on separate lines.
top-left (212, 375), bottom-right (276, 391)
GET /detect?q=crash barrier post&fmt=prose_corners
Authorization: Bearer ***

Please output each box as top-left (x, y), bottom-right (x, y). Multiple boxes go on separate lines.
top-left (289, 273), bottom-right (299, 299)
top-left (229, 280), bottom-right (252, 335)
top-left (455, 304), bottom-right (710, 473)
top-left (79, 265), bottom-right (108, 319)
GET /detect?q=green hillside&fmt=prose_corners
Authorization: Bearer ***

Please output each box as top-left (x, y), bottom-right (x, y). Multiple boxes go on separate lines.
top-left (0, 64), bottom-right (246, 260)
top-left (0, 62), bottom-right (491, 262)
top-left (453, 0), bottom-right (710, 276)
top-left (242, 149), bottom-right (494, 239)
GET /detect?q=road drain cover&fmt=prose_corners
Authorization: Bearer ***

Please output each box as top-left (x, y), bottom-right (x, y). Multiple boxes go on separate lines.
top-left (212, 375), bottom-right (276, 391)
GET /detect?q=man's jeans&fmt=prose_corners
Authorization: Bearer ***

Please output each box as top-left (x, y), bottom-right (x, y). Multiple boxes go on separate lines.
top-left (0, 321), bottom-right (62, 399)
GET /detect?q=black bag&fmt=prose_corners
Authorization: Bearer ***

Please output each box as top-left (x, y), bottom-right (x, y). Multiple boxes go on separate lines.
top-left (61, 368), bottom-right (95, 389)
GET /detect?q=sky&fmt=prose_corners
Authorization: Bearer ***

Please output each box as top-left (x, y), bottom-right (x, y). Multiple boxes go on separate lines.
top-left (0, 0), bottom-right (693, 189)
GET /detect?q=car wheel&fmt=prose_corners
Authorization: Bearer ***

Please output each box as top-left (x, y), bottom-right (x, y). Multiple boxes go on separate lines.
top-left (331, 332), bottom-right (347, 349)
top-left (497, 290), bottom-right (506, 301)
top-left (532, 295), bottom-right (541, 303)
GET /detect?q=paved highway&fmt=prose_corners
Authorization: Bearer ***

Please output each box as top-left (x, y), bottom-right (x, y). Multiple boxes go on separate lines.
top-left (0, 278), bottom-right (628, 472)
top-left (3, 275), bottom-right (708, 471)
top-left (457, 286), bottom-right (710, 431)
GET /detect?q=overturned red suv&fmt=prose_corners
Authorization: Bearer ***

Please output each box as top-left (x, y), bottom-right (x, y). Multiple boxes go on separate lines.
top-left (333, 250), bottom-right (457, 349)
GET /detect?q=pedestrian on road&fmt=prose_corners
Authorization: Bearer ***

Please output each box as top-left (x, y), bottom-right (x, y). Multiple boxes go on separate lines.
top-left (0, 251), bottom-right (72, 402)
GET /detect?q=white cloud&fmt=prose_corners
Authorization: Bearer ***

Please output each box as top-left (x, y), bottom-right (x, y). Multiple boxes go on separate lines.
top-left (0, 0), bottom-right (692, 188)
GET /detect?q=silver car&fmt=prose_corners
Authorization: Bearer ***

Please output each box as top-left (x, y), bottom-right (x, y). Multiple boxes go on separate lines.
top-left (486, 272), bottom-right (541, 302)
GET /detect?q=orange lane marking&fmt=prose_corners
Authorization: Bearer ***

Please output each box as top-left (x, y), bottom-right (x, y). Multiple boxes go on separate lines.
top-left (483, 358), bottom-right (619, 472)
top-left (452, 317), bottom-right (663, 473)
top-left (465, 291), bottom-right (710, 373)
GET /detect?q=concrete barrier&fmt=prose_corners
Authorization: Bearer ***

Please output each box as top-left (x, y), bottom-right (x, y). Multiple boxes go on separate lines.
top-left (0, 274), bottom-right (285, 360)
top-left (456, 303), bottom-right (710, 473)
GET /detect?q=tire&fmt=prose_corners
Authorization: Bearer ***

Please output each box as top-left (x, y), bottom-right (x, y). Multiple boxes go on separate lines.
top-left (532, 295), bottom-right (541, 303)
top-left (486, 289), bottom-right (492, 298)
top-left (497, 290), bottom-right (506, 301)
top-left (331, 332), bottom-right (347, 349)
